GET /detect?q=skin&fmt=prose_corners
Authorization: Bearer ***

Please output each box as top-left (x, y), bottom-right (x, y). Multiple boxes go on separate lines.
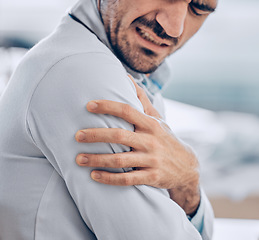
top-left (99, 0), bottom-right (217, 73)
top-left (76, 0), bottom-right (217, 215)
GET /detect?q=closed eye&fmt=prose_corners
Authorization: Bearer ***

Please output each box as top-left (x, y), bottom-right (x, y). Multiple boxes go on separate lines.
top-left (189, 2), bottom-right (216, 17)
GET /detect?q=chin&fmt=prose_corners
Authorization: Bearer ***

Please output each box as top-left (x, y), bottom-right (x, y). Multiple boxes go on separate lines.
top-left (127, 57), bottom-right (164, 74)
top-left (111, 41), bottom-right (164, 73)
top-left (131, 64), bottom-right (160, 74)
top-left (122, 51), bottom-right (163, 73)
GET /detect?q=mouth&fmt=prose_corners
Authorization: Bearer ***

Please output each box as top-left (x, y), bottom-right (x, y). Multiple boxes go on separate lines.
top-left (136, 27), bottom-right (171, 49)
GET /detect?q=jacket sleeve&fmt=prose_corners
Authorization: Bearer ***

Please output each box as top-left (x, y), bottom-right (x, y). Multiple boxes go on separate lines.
top-left (189, 188), bottom-right (214, 239)
top-left (200, 189), bottom-right (215, 240)
top-left (27, 52), bottom-right (203, 240)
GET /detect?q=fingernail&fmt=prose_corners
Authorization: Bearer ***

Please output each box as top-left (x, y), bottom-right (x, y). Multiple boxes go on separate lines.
top-left (88, 101), bottom-right (98, 110)
top-left (76, 131), bottom-right (86, 141)
top-left (92, 172), bottom-right (101, 180)
top-left (79, 156), bottom-right (88, 164)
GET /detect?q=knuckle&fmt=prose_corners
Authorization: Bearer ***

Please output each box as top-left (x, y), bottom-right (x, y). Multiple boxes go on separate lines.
top-left (122, 175), bottom-right (132, 186)
top-left (103, 160), bottom-right (112, 168)
top-left (114, 155), bottom-right (124, 168)
top-left (127, 131), bottom-right (136, 143)
top-left (183, 144), bottom-right (199, 168)
top-left (113, 129), bottom-right (125, 142)
top-left (89, 130), bottom-right (98, 141)
top-left (150, 170), bottom-right (160, 183)
top-left (104, 173), bottom-right (112, 184)
top-left (146, 137), bottom-right (157, 149)
top-left (151, 119), bottom-right (162, 131)
top-left (150, 156), bottom-right (159, 167)
top-left (94, 155), bottom-right (106, 167)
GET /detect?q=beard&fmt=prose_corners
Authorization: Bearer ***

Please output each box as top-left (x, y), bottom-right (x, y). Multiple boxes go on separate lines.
top-left (106, 16), bottom-right (178, 74)
top-left (112, 34), bottom-right (160, 74)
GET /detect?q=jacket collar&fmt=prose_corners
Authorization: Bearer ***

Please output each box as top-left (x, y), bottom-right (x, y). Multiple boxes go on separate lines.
top-left (69, 0), bottom-right (170, 93)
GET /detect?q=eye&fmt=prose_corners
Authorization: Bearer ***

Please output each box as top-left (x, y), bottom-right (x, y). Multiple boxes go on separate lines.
top-left (189, 3), bottom-right (210, 17)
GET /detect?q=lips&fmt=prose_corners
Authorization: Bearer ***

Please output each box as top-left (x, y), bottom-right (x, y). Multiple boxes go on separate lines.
top-left (136, 27), bottom-right (169, 47)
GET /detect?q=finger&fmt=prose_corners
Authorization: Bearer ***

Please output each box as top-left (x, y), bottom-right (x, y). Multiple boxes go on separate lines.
top-left (76, 152), bottom-right (152, 168)
top-left (128, 75), bottom-right (161, 119)
top-left (75, 128), bottom-right (146, 150)
top-left (86, 100), bottom-right (153, 130)
top-left (90, 169), bottom-right (156, 186)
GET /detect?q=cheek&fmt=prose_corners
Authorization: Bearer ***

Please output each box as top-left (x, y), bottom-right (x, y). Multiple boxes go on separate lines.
top-left (180, 16), bottom-right (207, 45)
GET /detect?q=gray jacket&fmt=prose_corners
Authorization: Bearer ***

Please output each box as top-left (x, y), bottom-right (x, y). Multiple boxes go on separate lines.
top-left (0, 0), bottom-right (214, 239)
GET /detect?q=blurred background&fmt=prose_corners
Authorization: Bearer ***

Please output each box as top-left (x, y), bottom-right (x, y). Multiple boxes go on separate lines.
top-left (1, 0), bottom-right (259, 221)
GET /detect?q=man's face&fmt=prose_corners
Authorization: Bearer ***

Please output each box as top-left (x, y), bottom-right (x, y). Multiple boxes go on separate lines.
top-left (100, 0), bottom-right (217, 74)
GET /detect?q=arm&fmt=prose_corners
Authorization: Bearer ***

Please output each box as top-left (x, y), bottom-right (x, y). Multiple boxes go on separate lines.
top-left (76, 78), bottom-right (214, 238)
top-left (27, 53), bottom-right (202, 240)
top-left (76, 98), bottom-right (200, 214)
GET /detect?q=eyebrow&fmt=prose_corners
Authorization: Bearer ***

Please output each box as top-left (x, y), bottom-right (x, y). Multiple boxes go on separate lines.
top-left (191, 2), bottom-right (216, 13)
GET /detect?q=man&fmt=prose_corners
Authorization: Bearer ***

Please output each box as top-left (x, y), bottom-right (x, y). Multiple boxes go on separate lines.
top-left (0, 0), bottom-right (217, 239)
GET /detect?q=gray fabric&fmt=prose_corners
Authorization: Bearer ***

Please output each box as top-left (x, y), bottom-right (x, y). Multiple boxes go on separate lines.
top-left (0, 0), bottom-right (213, 239)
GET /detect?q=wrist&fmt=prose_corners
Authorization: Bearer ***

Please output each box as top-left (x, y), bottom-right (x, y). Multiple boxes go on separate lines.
top-left (168, 182), bottom-right (201, 215)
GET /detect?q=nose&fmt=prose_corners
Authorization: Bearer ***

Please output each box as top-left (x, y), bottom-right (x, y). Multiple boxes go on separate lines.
top-left (156, 1), bottom-right (188, 38)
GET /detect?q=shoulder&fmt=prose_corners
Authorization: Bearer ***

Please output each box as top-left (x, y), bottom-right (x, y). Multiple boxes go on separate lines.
top-left (17, 13), bottom-right (137, 107)
top-left (30, 51), bottom-right (135, 102)
top-left (18, 15), bottom-right (118, 84)
top-left (27, 51), bottom-right (143, 125)
top-left (22, 15), bottom-right (143, 124)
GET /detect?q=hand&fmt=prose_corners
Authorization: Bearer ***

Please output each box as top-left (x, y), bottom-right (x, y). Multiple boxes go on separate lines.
top-left (75, 76), bottom-right (200, 215)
